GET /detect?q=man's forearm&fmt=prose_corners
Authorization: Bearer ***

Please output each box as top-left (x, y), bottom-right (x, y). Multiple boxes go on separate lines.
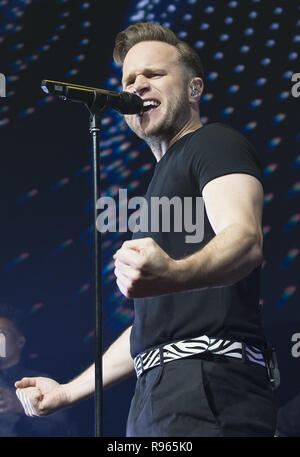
top-left (64, 325), bottom-right (134, 406)
top-left (102, 325), bottom-right (135, 389)
top-left (175, 223), bottom-right (263, 290)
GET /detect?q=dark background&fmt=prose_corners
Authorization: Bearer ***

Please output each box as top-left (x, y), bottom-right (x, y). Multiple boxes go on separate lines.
top-left (0, 0), bottom-right (299, 436)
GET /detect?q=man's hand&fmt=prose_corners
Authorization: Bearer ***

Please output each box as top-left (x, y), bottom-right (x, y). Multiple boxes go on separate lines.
top-left (0, 386), bottom-right (24, 414)
top-left (15, 377), bottom-right (69, 417)
top-left (114, 237), bottom-right (182, 298)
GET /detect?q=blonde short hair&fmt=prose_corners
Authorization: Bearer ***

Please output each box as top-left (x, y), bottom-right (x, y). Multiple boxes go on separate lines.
top-left (113, 22), bottom-right (204, 80)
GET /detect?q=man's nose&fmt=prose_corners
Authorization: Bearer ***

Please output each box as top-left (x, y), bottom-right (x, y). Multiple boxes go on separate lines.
top-left (133, 75), bottom-right (150, 95)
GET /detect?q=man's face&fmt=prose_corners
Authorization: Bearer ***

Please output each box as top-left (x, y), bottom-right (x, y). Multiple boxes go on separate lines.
top-left (122, 41), bottom-right (191, 142)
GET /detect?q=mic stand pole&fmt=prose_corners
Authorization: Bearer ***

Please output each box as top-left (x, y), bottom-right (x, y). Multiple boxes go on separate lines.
top-left (84, 92), bottom-right (106, 438)
top-left (89, 111), bottom-right (103, 438)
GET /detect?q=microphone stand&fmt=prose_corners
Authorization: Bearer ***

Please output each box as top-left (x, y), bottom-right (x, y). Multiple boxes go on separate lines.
top-left (85, 92), bottom-right (109, 438)
top-left (89, 111), bottom-right (103, 438)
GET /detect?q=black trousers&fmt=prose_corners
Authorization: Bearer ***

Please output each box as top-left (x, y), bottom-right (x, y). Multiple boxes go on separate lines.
top-left (126, 355), bottom-right (277, 437)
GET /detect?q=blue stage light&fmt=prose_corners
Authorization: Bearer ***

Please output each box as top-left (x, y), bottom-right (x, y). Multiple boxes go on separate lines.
top-left (249, 11), bottom-right (258, 19)
top-left (265, 39), bottom-right (275, 47)
top-left (267, 137), bottom-right (282, 149)
top-left (273, 113), bottom-right (286, 124)
top-left (206, 72), bottom-right (218, 81)
top-left (25, 54), bottom-right (39, 62)
top-left (204, 6), bottom-right (214, 13)
top-left (240, 45), bottom-right (250, 53)
top-left (288, 52), bottom-right (298, 61)
top-left (65, 69), bottom-right (79, 76)
top-left (219, 34), bottom-right (229, 41)
top-left (234, 64), bottom-right (245, 73)
top-left (167, 4), bottom-right (176, 13)
top-left (255, 77), bottom-right (267, 86)
top-left (136, 0), bottom-right (149, 7)
top-left (48, 35), bottom-right (59, 42)
top-left (224, 17), bottom-right (233, 24)
top-left (200, 23), bottom-right (210, 30)
top-left (243, 122), bottom-right (257, 132)
top-left (194, 40), bottom-right (205, 49)
top-left (227, 84), bottom-right (240, 94)
top-left (73, 54), bottom-right (85, 62)
top-left (249, 99), bottom-right (263, 108)
top-left (201, 94), bottom-right (214, 102)
top-left (261, 57), bottom-right (271, 66)
top-left (11, 43), bottom-right (24, 51)
top-left (283, 70), bottom-right (293, 79)
top-left (244, 27), bottom-right (254, 36)
top-left (178, 31), bottom-right (187, 38)
top-left (81, 21), bottom-right (91, 29)
top-left (277, 91), bottom-right (289, 101)
top-left (221, 107), bottom-right (234, 117)
top-left (78, 38), bottom-right (90, 46)
top-left (129, 11), bottom-right (145, 22)
top-left (214, 52), bottom-right (224, 60)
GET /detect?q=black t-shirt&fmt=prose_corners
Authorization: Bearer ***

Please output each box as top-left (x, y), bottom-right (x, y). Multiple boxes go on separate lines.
top-left (130, 122), bottom-right (264, 358)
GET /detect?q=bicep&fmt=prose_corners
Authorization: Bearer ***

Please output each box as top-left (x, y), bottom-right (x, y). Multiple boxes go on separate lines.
top-left (202, 173), bottom-right (264, 238)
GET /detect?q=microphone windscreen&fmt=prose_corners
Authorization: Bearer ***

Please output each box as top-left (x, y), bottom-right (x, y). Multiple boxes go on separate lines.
top-left (120, 92), bottom-right (143, 114)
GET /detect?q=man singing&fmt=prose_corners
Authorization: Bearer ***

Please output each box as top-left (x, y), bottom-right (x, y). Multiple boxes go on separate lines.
top-left (15, 23), bottom-right (277, 437)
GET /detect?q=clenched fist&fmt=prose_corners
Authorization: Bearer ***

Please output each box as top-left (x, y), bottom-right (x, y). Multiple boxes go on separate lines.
top-left (113, 237), bottom-right (185, 298)
top-left (15, 376), bottom-right (69, 417)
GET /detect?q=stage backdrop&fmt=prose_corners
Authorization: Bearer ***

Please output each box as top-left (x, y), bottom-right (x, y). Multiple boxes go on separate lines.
top-left (0, 0), bottom-right (299, 437)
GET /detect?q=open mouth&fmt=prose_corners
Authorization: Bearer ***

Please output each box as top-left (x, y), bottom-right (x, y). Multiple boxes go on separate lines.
top-left (139, 99), bottom-right (161, 117)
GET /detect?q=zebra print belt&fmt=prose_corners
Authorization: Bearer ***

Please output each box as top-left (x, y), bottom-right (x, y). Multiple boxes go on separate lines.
top-left (133, 335), bottom-right (266, 378)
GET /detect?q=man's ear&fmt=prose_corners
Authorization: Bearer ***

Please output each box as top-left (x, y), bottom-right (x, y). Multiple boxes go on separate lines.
top-left (189, 77), bottom-right (204, 101)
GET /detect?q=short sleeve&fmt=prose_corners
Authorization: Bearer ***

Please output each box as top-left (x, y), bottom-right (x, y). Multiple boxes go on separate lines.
top-left (187, 123), bottom-right (263, 195)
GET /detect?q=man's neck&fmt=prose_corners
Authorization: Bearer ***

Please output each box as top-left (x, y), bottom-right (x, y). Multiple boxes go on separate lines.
top-left (148, 119), bottom-right (203, 162)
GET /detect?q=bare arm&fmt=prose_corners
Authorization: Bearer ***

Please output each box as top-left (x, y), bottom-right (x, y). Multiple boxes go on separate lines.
top-left (114, 174), bottom-right (264, 298)
top-left (15, 325), bottom-right (134, 416)
top-left (175, 172), bottom-right (264, 289)
top-left (66, 325), bottom-right (134, 404)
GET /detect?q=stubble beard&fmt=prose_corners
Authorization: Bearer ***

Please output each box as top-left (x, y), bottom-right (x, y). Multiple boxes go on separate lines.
top-left (125, 89), bottom-right (191, 147)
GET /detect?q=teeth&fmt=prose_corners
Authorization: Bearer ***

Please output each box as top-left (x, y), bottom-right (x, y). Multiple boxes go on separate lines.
top-left (143, 100), bottom-right (160, 107)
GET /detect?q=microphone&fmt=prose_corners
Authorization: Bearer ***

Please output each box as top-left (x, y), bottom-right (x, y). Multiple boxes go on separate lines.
top-left (41, 79), bottom-right (143, 114)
